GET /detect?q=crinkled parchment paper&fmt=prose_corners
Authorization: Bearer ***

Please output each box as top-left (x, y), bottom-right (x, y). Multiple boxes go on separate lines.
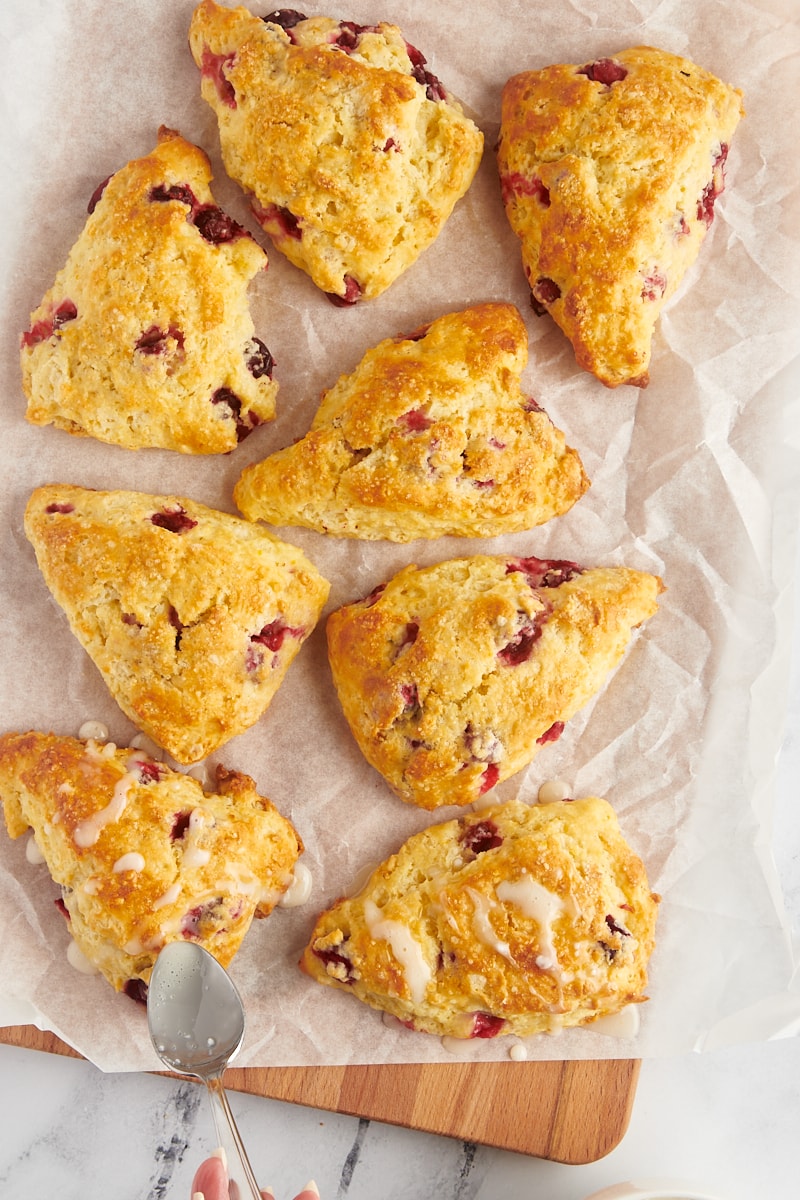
top-left (0, 0), bottom-right (799, 1071)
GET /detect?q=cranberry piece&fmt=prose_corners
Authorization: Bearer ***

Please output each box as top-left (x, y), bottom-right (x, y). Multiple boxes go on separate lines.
top-left (470, 1012), bottom-right (505, 1038)
top-left (460, 819), bottom-right (503, 855)
top-left (193, 205), bottom-right (247, 244)
top-left (500, 173), bottom-right (551, 207)
top-left (149, 183), bottom-right (197, 208)
top-left (506, 556), bottom-right (583, 589)
top-left (200, 46), bottom-right (237, 108)
top-left (697, 143), bottom-right (729, 228)
top-left (45, 502), bottom-right (74, 514)
top-left (263, 9), bottom-right (307, 29)
top-left (123, 978), bottom-right (149, 1005)
top-left (479, 763), bottom-right (500, 794)
top-left (536, 720), bottom-right (564, 745)
top-left (250, 618), bottom-right (304, 652)
top-left (54, 897), bottom-right (71, 922)
top-left (578, 59), bottom-right (628, 84)
top-left (396, 408), bottom-right (432, 432)
top-left (135, 324), bottom-right (185, 354)
top-left (88, 174), bottom-right (112, 213)
top-left (150, 505), bottom-right (198, 534)
top-left (170, 811), bottom-right (192, 840)
top-left (531, 277), bottom-right (561, 315)
top-left (404, 41), bottom-right (446, 101)
top-left (313, 945), bottom-right (356, 984)
top-left (641, 270), bottom-right (667, 301)
top-left (498, 623), bottom-right (542, 666)
top-left (254, 201), bottom-right (302, 240)
top-left (211, 387), bottom-right (260, 442)
top-left (245, 337), bottom-right (275, 379)
top-left (326, 275), bottom-right (363, 306)
top-left (361, 582), bottom-right (386, 607)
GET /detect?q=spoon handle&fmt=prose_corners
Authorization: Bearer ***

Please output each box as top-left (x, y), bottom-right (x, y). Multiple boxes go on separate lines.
top-left (205, 1072), bottom-right (263, 1200)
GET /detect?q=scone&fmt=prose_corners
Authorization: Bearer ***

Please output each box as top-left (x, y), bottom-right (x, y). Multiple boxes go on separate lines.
top-left (234, 303), bottom-right (589, 541)
top-left (24, 485), bottom-right (330, 763)
top-left (327, 554), bottom-right (663, 809)
top-left (21, 126), bottom-right (278, 453)
top-left (301, 795), bottom-right (659, 1038)
top-left (188, 2), bottom-right (484, 303)
top-left (0, 731), bottom-right (302, 998)
top-left (497, 46), bottom-right (744, 387)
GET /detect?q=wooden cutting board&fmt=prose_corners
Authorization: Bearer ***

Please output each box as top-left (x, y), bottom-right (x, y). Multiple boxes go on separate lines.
top-left (0, 1023), bottom-right (638, 1163)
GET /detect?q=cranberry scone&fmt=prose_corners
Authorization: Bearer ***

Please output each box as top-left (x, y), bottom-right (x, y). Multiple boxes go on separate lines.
top-left (327, 554), bottom-right (663, 810)
top-left (234, 303), bottom-right (588, 541)
top-left (301, 795), bottom-right (659, 1038)
top-left (0, 731), bottom-right (302, 999)
top-left (24, 485), bottom-right (330, 763)
top-left (188, 2), bottom-right (484, 303)
top-left (497, 46), bottom-right (744, 387)
top-left (21, 126), bottom-right (277, 452)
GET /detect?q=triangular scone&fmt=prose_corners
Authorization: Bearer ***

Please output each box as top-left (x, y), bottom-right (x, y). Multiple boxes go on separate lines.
top-left (188, 2), bottom-right (483, 303)
top-left (21, 126), bottom-right (278, 452)
top-left (497, 46), bottom-right (744, 387)
top-left (0, 731), bottom-right (302, 998)
top-left (327, 554), bottom-right (663, 810)
top-left (24, 486), bottom-right (330, 763)
top-left (234, 304), bottom-right (589, 541)
top-left (301, 796), bottom-right (659, 1038)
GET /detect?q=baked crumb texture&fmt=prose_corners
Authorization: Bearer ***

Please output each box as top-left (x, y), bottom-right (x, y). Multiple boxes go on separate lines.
top-left (188, 1), bottom-right (484, 302)
top-left (327, 553), bottom-right (663, 810)
top-left (300, 795), bottom-right (659, 1037)
top-left (497, 46), bottom-right (744, 387)
top-left (234, 303), bottom-right (589, 541)
top-left (24, 485), bottom-right (330, 763)
top-left (0, 731), bottom-right (302, 997)
top-left (21, 126), bottom-right (277, 453)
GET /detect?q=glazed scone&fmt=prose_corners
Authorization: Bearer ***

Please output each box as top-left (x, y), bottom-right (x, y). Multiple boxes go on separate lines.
top-left (497, 46), bottom-right (744, 387)
top-left (24, 485), bottom-right (330, 763)
top-left (0, 731), bottom-right (302, 998)
top-left (21, 126), bottom-right (278, 452)
top-left (234, 303), bottom-right (589, 541)
top-left (301, 796), bottom-right (659, 1038)
top-left (327, 554), bottom-right (663, 809)
top-left (188, 2), bottom-right (483, 303)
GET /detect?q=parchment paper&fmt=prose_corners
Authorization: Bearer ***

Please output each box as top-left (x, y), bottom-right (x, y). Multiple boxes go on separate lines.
top-left (0, 0), bottom-right (798, 1071)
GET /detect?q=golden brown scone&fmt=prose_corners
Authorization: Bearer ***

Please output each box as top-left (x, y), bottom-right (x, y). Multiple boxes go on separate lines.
top-left (301, 796), bottom-right (659, 1038)
top-left (24, 485), bottom-right (330, 763)
top-left (234, 304), bottom-right (589, 541)
top-left (327, 554), bottom-right (663, 810)
top-left (0, 731), bottom-right (302, 998)
top-left (188, 2), bottom-right (483, 303)
top-left (21, 126), bottom-right (278, 452)
top-left (497, 46), bottom-right (744, 387)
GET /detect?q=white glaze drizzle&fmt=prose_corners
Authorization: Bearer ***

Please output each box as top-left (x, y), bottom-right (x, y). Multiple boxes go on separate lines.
top-left (496, 875), bottom-right (565, 975)
top-left (466, 888), bottom-right (513, 962)
top-left (364, 900), bottom-right (431, 1005)
top-left (113, 852), bottom-right (145, 874)
top-left (278, 861), bottom-right (313, 908)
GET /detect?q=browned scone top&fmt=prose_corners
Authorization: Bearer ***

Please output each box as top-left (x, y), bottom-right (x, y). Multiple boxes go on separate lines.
top-left (326, 553), bottom-right (664, 810)
top-left (24, 485), bottom-right (330, 763)
top-left (234, 303), bottom-right (589, 541)
top-left (0, 731), bottom-right (302, 996)
top-left (301, 796), bottom-right (659, 1038)
top-left (188, 1), bottom-right (484, 302)
top-left (497, 46), bottom-right (744, 387)
top-left (21, 126), bottom-right (277, 453)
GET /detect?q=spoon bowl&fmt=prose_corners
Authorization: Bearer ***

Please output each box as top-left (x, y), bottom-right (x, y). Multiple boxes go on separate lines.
top-left (147, 941), bottom-right (261, 1199)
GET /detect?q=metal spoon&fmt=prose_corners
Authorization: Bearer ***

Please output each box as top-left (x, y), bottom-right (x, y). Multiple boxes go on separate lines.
top-left (147, 941), bottom-right (262, 1200)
